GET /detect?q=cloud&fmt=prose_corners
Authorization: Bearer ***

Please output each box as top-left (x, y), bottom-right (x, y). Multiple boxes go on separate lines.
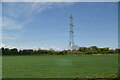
top-left (50, 45), bottom-right (64, 51)
top-left (0, 17), bottom-right (2, 28)
top-left (2, 2), bottom-right (74, 40)
top-left (3, 17), bottom-right (23, 30)
top-left (2, 0), bottom-right (76, 2)
top-left (2, 2), bottom-right (74, 30)
top-left (3, 2), bottom-right (74, 18)
top-left (2, 17), bottom-right (24, 40)
top-left (1, 2), bottom-right (74, 49)
top-left (2, 31), bottom-right (23, 40)
top-left (1, 44), bottom-right (17, 49)
top-left (2, 2), bottom-right (74, 29)
top-left (0, 43), bottom-right (5, 48)
top-left (0, 43), bottom-right (65, 51)
top-left (2, 0), bottom-right (120, 2)
top-left (2, 36), bottom-right (16, 40)
top-left (0, 16), bottom-right (1, 46)
top-left (19, 46), bottom-right (64, 51)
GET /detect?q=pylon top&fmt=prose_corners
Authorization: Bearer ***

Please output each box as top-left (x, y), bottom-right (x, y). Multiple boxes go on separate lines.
top-left (70, 14), bottom-right (73, 19)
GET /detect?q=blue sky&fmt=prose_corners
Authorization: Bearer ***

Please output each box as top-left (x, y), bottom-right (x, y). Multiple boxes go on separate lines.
top-left (2, 2), bottom-right (118, 50)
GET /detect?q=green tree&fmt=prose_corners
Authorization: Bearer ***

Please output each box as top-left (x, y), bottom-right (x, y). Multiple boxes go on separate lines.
top-left (10, 48), bottom-right (18, 55)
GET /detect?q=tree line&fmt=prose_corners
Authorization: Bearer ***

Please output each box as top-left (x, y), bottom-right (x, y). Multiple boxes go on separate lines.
top-left (1, 46), bottom-right (119, 55)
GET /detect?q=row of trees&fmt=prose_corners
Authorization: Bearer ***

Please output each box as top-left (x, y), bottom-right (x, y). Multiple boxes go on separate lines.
top-left (1, 46), bottom-right (120, 55)
top-left (77, 46), bottom-right (119, 54)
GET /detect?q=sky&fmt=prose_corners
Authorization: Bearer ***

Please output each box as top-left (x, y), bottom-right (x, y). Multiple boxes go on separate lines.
top-left (1, 2), bottom-right (118, 50)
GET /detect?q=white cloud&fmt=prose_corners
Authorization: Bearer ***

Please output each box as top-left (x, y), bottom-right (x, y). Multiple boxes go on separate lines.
top-left (2, 2), bottom-right (74, 40)
top-left (2, 36), bottom-right (16, 40)
top-left (2, 0), bottom-right (120, 2)
top-left (0, 43), bottom-right (5, 48)
top-left (2, 2), bottom-right (74, 30)
top-left (2, 17), bottom-right (24, 40)
top-left (49, 45), bottom-right (64, 51)
top-left (1, 2), bottom-right (74, 49)
top-left (19, 46), bottom-right (64, 51)
top-left (0, 43), bottom-right (65, 51)
top-left (2, 2), bottom-right (74, 29)
top-left (23, 2), bottom-right (54, 14)
top-left (3, 2), bottom-right (74, 18)
top-left (3, 17), bottom-right (23, 30)
top-left (0, 17), bottom-right (2, 28)
top-left (0, 2), bottom-right (2, 43)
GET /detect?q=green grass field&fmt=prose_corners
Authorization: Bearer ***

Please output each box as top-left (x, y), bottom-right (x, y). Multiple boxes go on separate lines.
top-left (2, 54), bottom-right (118, 78)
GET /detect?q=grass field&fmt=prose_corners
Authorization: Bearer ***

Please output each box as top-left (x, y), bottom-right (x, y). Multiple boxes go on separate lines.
top-left (2, 54), bottom-right (118, 78)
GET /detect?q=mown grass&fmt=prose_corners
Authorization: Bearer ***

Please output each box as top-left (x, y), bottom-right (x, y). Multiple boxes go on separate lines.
top-left (2, 54), bottom-right (118, 78)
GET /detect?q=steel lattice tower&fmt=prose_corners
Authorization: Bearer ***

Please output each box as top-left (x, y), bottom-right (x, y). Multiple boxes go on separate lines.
top-left (68, 15), bottom-right (75, 51)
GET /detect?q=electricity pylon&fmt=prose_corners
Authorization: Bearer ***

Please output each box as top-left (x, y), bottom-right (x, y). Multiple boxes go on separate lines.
top-left (68, 15), bottom-right (75, 52)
